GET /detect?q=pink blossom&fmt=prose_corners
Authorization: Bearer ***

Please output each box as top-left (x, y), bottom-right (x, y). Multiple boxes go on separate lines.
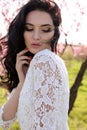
top-left (72, 45), bottom-right (87, 59)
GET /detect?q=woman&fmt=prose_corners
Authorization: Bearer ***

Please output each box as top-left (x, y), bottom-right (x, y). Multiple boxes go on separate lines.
top-left (0, 0), bottom-right (69, 129)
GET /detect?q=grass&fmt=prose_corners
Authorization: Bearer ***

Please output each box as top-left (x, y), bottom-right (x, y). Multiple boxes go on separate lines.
top-left (66, 58), bottom-right (87, 130)
top-left (0, 57), bottom-right (87, 130)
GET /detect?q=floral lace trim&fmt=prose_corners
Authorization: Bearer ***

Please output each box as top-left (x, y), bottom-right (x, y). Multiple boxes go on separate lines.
top-left (33, 54), bottom-right (65, 128)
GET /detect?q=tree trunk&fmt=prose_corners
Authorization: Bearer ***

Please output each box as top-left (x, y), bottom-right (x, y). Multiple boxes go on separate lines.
top-left (68, 59), bottom-right (87, 114)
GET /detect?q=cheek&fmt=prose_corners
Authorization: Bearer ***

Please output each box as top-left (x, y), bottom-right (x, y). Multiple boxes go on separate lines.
top-left (23, 32), bottom-right (31, 48)
top-left (23, 32), bottom-right (26, 41)
top-left (24, 32), bottom-right (31, 43)
top-left (23, 32), bottom-right (28, 41)
top-left (45, 31), bottom-right (54, 40)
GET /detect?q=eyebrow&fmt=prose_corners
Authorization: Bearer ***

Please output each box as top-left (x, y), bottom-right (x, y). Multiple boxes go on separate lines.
top-left (25, 22), bottom-right (54, 27)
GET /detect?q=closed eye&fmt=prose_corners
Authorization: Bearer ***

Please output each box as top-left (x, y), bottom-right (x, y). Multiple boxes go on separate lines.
top-left (41, 25), bottom-right (55, 33)
top-left (42, 28), bottom-right (54, 32)
top-left (24, 26), bottom-right (33, 31)
top-left (24, 25), bottom-right (55, 33)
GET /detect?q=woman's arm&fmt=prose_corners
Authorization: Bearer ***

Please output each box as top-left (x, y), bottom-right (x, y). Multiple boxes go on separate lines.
top-left (0, 49), bottom-right (31, 128)
top-left (2, 83), bottom-right (23, 121)
top-left (0, 84), bottom-right (22, 129)
top-left (32, 52), bottom-right (69, 130)
top-left (2, 48), bottom-right (30, 121)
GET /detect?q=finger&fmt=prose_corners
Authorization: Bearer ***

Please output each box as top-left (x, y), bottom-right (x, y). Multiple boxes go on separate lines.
top-left (17, 55), bottom-right (31, 65)
top-left (17, 55), bottom-right (30, 60)
top-left (16, 59), bottom-right (29, 70)
top-left (17, 48), bottom-right (29, 57)
top-left (17, 56), bottom-right (32, 63)
top-left (20, 60), bottom-right (29, 65)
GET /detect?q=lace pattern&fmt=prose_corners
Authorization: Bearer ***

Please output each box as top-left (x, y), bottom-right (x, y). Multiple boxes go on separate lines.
top-left (0, 49), bottom-right (69, 130)
top-left (17, 49), bottom-right (69, 130)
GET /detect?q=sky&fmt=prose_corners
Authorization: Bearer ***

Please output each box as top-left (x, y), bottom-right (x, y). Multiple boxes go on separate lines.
top-left (55, 0), bottom-right (87, 45)
top-left (0, 0), bottom-right (87, 45)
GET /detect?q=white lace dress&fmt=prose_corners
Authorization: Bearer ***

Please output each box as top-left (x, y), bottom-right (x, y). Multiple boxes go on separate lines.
top-left (0, 49), bottom-right (69, 130)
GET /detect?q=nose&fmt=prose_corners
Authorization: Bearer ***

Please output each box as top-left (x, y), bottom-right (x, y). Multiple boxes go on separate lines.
top-left (32, 29), bottom-right (41, 40)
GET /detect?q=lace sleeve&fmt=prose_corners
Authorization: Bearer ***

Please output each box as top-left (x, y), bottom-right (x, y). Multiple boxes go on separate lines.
top-left (32, 53), bottom-right (69, 130)
top-left (0, 89), bottom-right (17, 130)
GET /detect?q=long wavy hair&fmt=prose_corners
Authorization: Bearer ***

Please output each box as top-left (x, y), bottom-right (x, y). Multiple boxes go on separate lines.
top-left (0, 0), bottom-right (61, 92)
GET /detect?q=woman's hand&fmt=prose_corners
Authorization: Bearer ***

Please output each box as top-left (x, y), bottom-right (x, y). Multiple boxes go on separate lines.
top-left (2, 48), bottom-right (32, 122)
top-left (16, 48), bottom-right (32, 84)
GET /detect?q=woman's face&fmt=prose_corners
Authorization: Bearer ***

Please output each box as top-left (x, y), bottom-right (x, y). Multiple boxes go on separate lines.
top-left (24, 10), bottom-right (55, 54)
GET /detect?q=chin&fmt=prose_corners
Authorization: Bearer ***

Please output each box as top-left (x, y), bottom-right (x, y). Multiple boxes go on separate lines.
top-left (30, 48), bottom-right (41, 54)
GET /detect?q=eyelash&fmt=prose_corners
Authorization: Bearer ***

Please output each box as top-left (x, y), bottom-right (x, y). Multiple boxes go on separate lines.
top-left (24, 27), bottom-right (33, 31)
top-left (43, 28), bottom-right (52, 32)
top-left (24, 27), bottom-right (53, 33)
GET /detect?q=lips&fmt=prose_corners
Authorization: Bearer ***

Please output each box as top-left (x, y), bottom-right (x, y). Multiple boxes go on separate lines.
top-left (31, 43), bottom-right (41, 47)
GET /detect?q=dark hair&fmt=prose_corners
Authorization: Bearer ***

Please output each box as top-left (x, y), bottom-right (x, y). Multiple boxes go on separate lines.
top-left (1, 0), bottom-right (61, 92)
